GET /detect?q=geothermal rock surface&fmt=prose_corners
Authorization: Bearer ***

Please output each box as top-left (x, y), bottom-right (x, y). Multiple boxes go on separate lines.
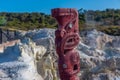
top-left (0, 28), bottom-right (120, 80)
top-left (0, 39), bottom-right (45, 80)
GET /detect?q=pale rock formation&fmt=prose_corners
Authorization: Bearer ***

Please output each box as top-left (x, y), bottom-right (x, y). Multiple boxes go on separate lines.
top-left (0, 39), bottom-right (46, 80)
top-left (79, 29), bottom-right (120, 80)
top-left (1, 29), bottom-right (120, 80)
top-left (81, 29), bottom-right (120, 50)
top-left (23, 29), bottom-right (58, 80)
top-left (37, 52), bottom-right (58, 80)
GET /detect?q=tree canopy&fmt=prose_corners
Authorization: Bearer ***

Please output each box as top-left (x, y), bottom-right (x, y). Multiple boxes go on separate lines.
top-left (0, 16), bottom-right (6, 26)
top-left (0, 8), bottom-right (120, 32)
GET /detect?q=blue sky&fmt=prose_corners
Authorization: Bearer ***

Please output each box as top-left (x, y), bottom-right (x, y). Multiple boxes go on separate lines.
top-left (0, 0), bottom-right (120, 14)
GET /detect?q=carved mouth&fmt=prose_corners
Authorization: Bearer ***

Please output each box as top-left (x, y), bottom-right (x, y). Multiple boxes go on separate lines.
top-left (62, 33), bottom-right (80, 50)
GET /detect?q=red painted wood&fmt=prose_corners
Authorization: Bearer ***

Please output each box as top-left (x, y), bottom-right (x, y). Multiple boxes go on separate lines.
top-left (52, 8), bottom-right (80, 80)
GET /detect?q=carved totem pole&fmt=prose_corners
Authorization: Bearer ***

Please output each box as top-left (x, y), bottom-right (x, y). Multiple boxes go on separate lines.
top-left (52, 8), bottom-right (80, 80)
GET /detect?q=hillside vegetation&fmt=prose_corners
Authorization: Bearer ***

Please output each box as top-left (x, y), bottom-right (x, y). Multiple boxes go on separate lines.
top-left (0, 9), bottom-right (120, 35)
top-left (0, 13), bottom-right (57, 30)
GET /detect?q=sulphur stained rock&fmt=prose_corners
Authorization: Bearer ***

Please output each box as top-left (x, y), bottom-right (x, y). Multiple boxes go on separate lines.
top-left (22, 30), bottom-right (58, 80)
top-left (20, 29), bottom-right (58, 80)
top-left (37, 52), bottom-right (58, 80)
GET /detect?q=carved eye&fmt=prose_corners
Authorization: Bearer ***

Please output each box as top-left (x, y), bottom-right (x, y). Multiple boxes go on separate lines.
top-left (67, 38), bottom-right (73, 43)
top-left (63, 64), bottom-right (67, 68)
top-left (69, 23), bottom-right (72, 28)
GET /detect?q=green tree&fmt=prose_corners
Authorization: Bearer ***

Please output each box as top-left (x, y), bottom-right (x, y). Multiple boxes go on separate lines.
top-left (0, 16), bottom-right (7, 26)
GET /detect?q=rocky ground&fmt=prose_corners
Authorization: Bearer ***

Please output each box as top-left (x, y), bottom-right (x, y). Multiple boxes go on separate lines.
top-left (0, 28), bottom-right (120, 80)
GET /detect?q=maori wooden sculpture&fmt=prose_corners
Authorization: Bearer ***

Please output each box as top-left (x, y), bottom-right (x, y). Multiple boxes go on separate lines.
top-left (52, 8), bottom-right (80, 80)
